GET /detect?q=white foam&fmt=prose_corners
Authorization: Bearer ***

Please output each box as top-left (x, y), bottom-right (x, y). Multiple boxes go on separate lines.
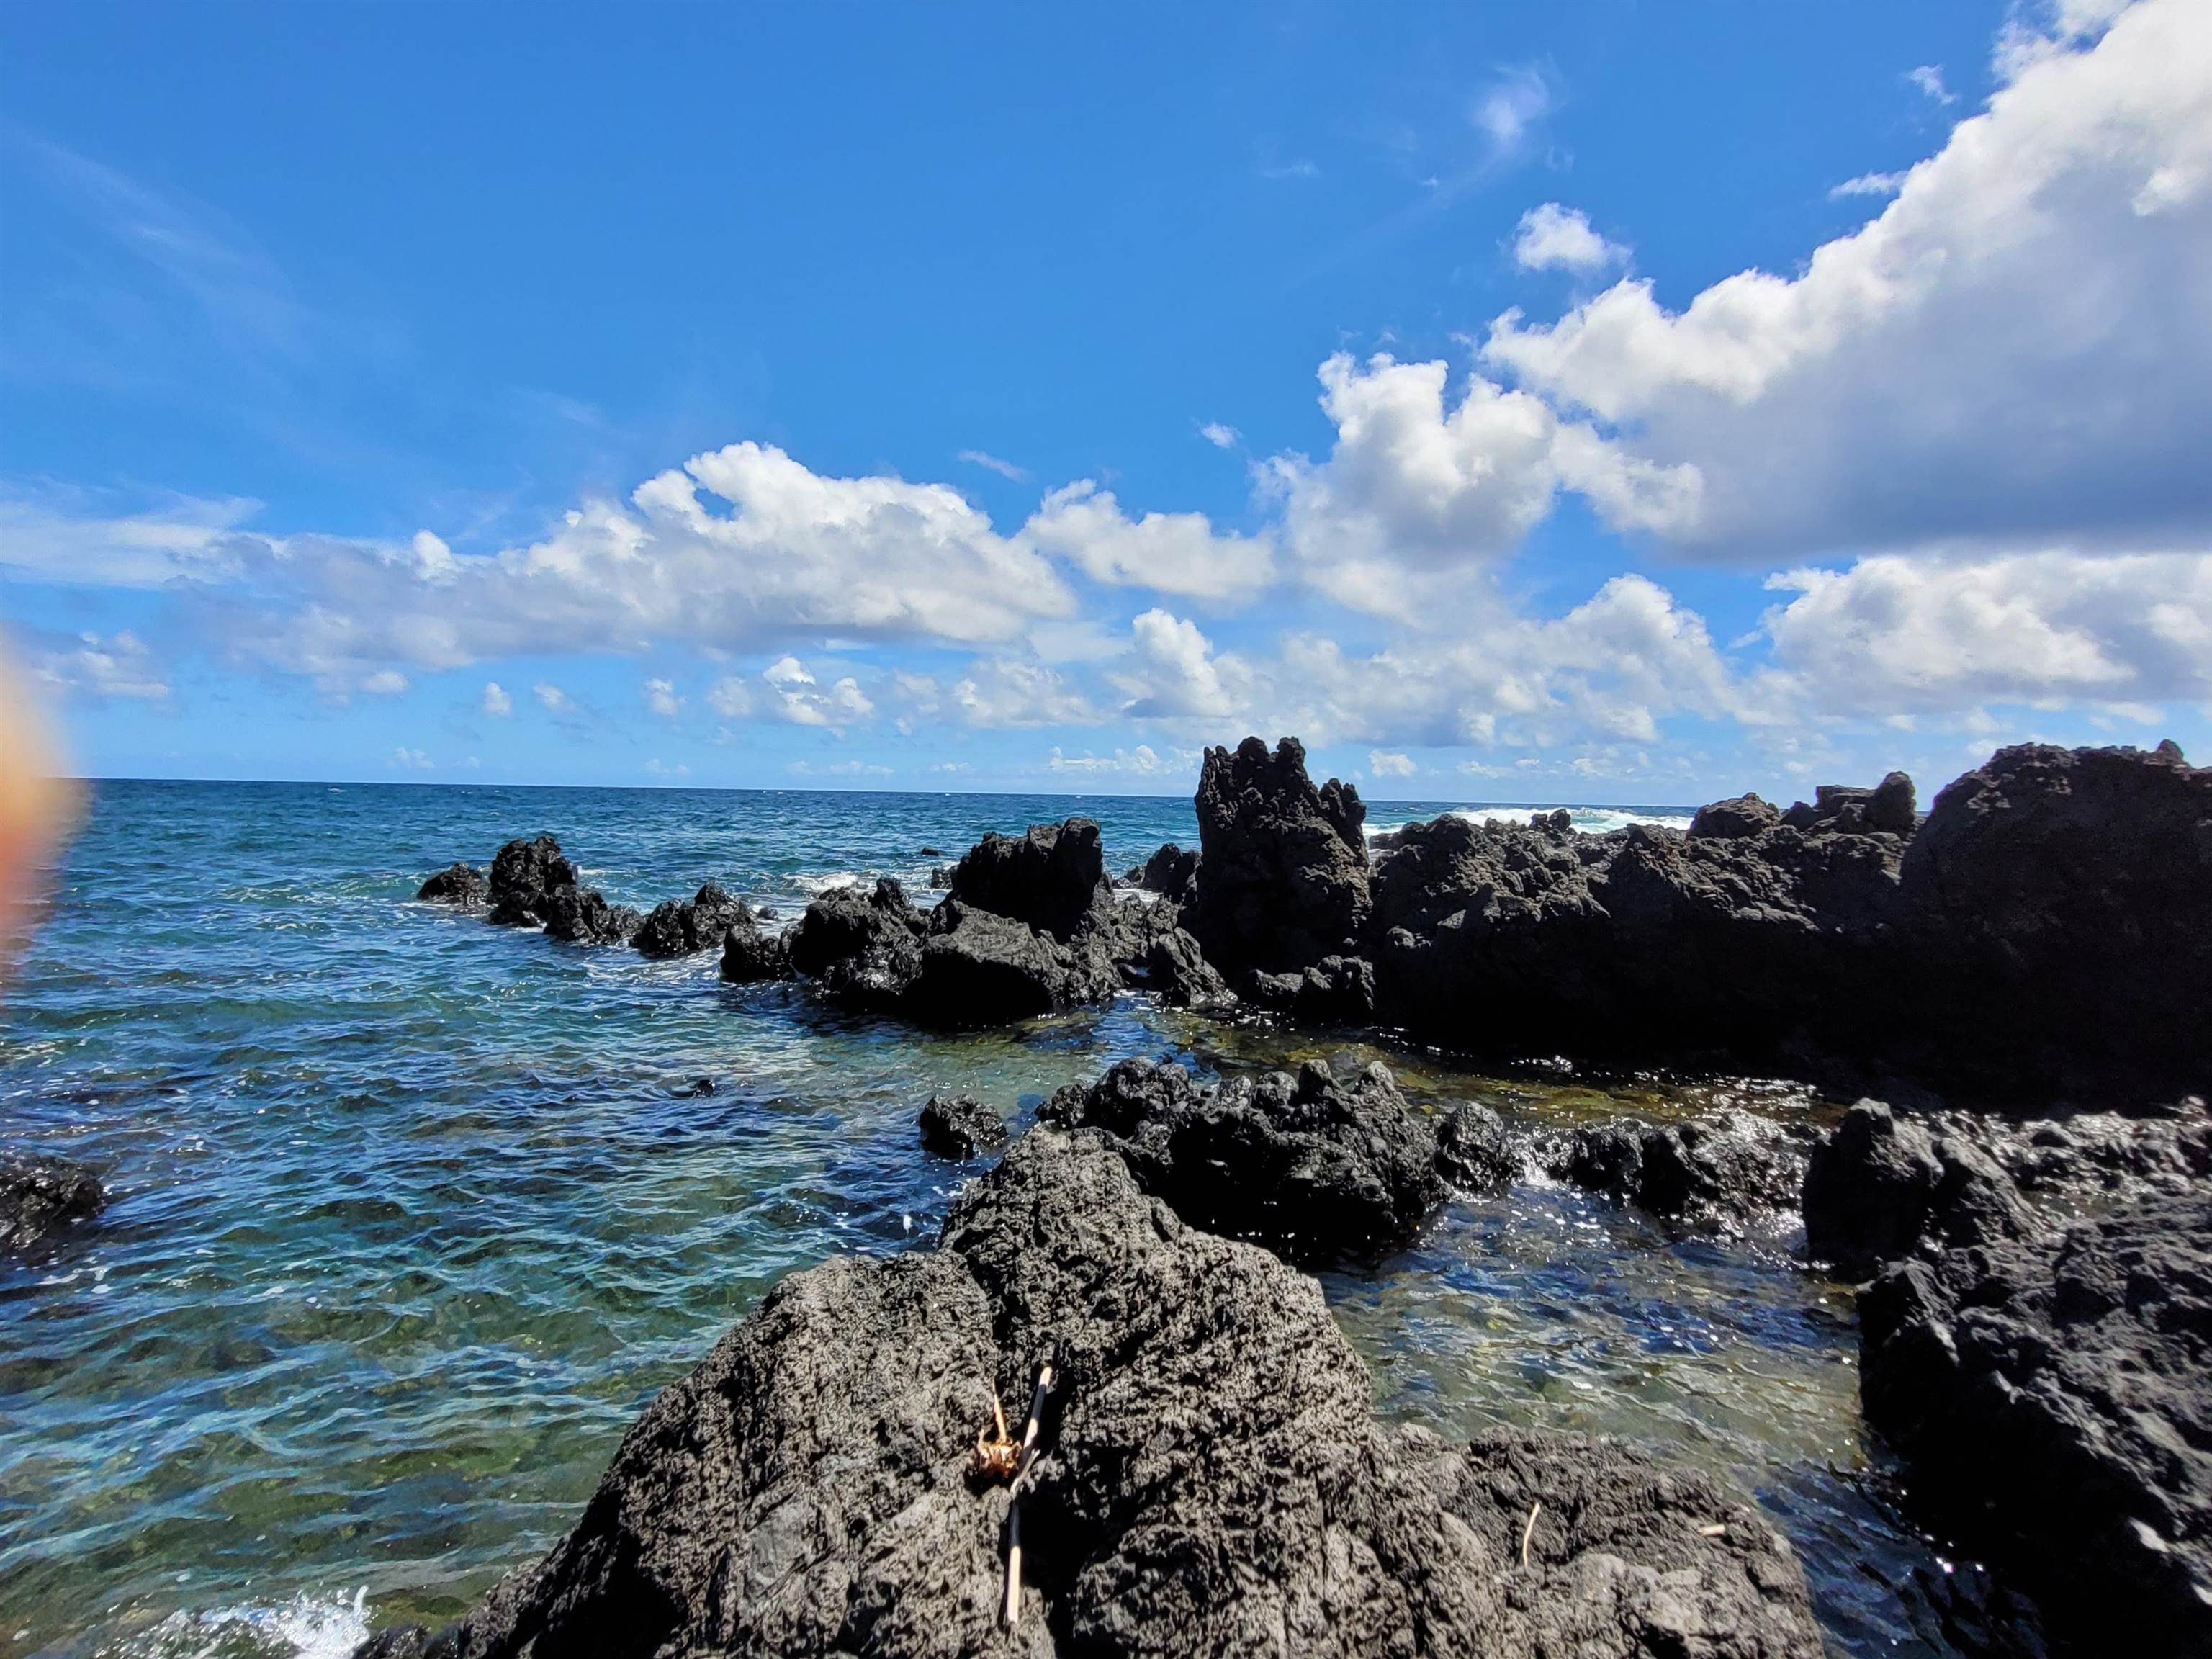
top-left (126, 1589), bottom-right (369, 1659)
top-left (1367, 804), bottom-right (1693, 839)
top-left (795, 871), bottom-right (860, 896)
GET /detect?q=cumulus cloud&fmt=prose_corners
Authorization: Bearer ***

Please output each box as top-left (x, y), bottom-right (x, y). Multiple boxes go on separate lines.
top-left (390, 747), bottom-right (434, 770)
top-left (894, 658), bottom-right (1100, 729)
top-left (644, 677), bottom-right (681, 717)
top-left (481, 680), bottom-right (512, 716)
top-left (1482, 0), bottom-right (2212, 560)
top-left (533, 681), bottom-right (570, 711)
top-left (1046, 744), bottom-right (1193, 778)
top-left (1263, 352), bottom-right (1699, 618)
top-left (1023, 481), bottom-right (1275, 603)
top-left (1367, 750), bottom-right (1417, 778)
top-left (1511, 203), bottom-right (1628, 272)
top-left (1758, 547), bottom-right (2212, 715)
top-left (760, 655), bottom-right (874, 727)
top-left (24, 630), bottom-right (171, 704)
top-left (1199, 422), bottom-right (1240, 449)
top-left (1112, 609), bottom-right (1259, 720)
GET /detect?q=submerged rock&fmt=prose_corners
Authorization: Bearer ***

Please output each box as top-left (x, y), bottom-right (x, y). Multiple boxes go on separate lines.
top-left (1, 1152), bottom-right (104, 1256)
top-left (1859, 1190), bottom-right (2212, 1658)
top-left (414, 862), bottom-right (487, 908)
top-left (1038, 1056), bottom-right (1442, 1261)
top-left (487, 835), bottom-right (575, 927)
top-left (357, 1129), bottom-right (1822, 1659)
top-left (916, 1094), bottom-right (1007, 1160)
top-left (633, 881), bottom-right (748, 958)
top-left (1190, 736), bottom-right (1370, 976)
top-left (1126, 925), bottom-right (1234, 1010)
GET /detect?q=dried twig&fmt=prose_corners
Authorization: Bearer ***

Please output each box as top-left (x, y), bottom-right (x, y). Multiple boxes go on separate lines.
top-left (1519, 1501), bottom-right (1543, 1568)
top-left (1002, 1352), bottom-right (1059, 1628)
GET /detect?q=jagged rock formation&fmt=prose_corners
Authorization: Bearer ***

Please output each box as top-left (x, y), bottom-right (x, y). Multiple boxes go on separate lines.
top-left (1128, 842), bottom-right (1197, 904)
top-left (719, 910), bottom-right (795, 984)
top-left (1, 1153), bottom-right (104, 1256)
top-left (1544, 1111), bottom-right (1812, 1232)
top-left (486, 835), bottom-right (574, 927)
top-left (1801, 1100), bottom-right (2212, 1656)
top-left (634, 882), bottom-right (748, 958)
top-left (1036, 1057), bottom-right (1442, 1262)
top-left (414, 862), bottom-right (487, 908)
top-left (782, 826), bottom-right (1210, 1027)
top-left (1434, 1103), bottom-right (1518, 1195)
top-left (1190, 737), bottom-right (1370, 979)
top-left (917, 1094), bottom-right (1007, 1160)
top-left (353, 1130), bottom-right (1822, 1659)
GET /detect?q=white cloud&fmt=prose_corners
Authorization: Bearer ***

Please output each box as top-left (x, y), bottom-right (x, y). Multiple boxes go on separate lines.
top-left (0, 489), bottom-right (261, 586)
top-left (1828, 170), bottom-right (1908, 199)
top-left (1260, 160), bottom-right (1320, 181)
top-left (1113, 609), bottom-right (1259, 720)
top-left (390, 747), bottom-right (434, 770)
top-left (644, 677), bottom-right (681, 717)
top-left (361, 670), bottom-right (408, 696)
top-left (1473, 66), bottom-right (1555, 160)
top-left (533, 681), bottom-right (570, 711)
top-left (755, 656), bottom-right (873, 727)
top-left (1199, 422), bottom-right (1240, 449)
top-left (896, 658), bottom-right (1100, 729)
top-left (642, 757), bottom-right (691, 778)
top-left (706, 676), bottom-right (754, 720)
top-left (1047, 743), bottom-right (1193, 778)
top-left (1367, 750), bottom-right (1417, 778)
top-left (1263, 352), bottom-right (1699, 619)
top-left (481, 680), bottom-right (512, 716)
top-left (790, 759), bottom-right (893, 778)
top-left (1511, 203), bottom-right (1628, 272)
top-left (1907, 65), bottom-right (1956, 104)
top-left (1482, 0), bottom-right (2212, 561)
top-left (958, 449), bottom-right (1028, 481)
top-left (1758, 547), bottom-right (2212, 715)
top-left (1023, 481), bottom-right (1275, 603)
top-left (24, 630), bottom-right (171, 703)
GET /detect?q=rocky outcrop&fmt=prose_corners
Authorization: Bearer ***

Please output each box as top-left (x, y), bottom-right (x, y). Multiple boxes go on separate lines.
top-left (1545, 1111), bottom-right (1811, 1231)
top-left (917, 1094), bottom-right (1007, 1160)
top-left (783, 828), bottom-right (1200, 1027)
top-left (1246, 953), bottom-right (1376, 1024)
top-left (540, 884), bottom-right (642, 947)
top-left (1, 1153), bottom-right (105, 1256)
top-left (633, 881), bottom-right (747, 958)
top-left (1190, 737), bottom-right (1370, 979)
top-left (1130, 842), bottom-right (1197, 904)
top-left (719, 912), bottom-right (795, 984)
top-left (1038, 1057), bottom-right (1443, 1262)
top-left (1858, 1191), bottom-right (2212, 1658)
top-left (1435, 1103), bottom-right (1518, 1195)
top-left (415, 862), bottom-right (487, 908)
top-left (1894, 741), bottom-right (2212, 1099)
top-left (486, 835), bottom-right (575, 926)
top-left (1804, 1098), bottom-right (2211, 1280)
top-left (355, 1129), bottom-right (1822, 1659)
top-left (948, 819), bottom-right (1111, 942)
top-left (1686, 794), bottom-right (1779, 841)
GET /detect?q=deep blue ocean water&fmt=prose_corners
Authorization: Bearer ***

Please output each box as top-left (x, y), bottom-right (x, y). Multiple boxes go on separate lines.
top-left (1, 781), bottom-right (1982, 1658)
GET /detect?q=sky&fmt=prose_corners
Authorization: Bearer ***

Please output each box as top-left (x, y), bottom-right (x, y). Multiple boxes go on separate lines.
top-left (2, 0), bottom-right (2208, 804)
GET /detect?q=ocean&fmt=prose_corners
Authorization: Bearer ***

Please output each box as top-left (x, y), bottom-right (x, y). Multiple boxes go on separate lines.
top-left (3, 781), bottom-right (1966, 1658)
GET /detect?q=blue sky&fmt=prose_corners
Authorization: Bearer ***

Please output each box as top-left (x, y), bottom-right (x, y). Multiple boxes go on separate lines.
top-left (4, 0), bottom-right (2207, 803)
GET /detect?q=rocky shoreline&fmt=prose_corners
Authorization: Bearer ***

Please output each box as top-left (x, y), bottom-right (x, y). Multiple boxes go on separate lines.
top-left (392, 732), bottom-right (2210, 1655)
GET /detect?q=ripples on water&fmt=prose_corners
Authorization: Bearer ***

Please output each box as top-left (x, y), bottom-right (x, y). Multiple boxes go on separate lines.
top-left (3, 782), bottom-right (1974, 1658)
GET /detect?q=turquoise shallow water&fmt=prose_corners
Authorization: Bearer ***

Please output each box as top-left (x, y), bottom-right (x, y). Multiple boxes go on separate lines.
top-left (4, 781), bottom-right (1977, 1658)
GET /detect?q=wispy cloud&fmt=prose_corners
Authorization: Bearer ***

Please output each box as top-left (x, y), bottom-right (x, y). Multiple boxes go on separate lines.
top-left (1199, 421), bottom-right (1240, 449)
top-left (958, 449), bottom-right (1028, 481)
top-left (1259, 159), bottom-right (1319, 181)
top-left (1907, 64), bottom-right (1957, 104)
top-left (1829, 170), bottom-right (1908, 199)
top-left (1472, 65), bottom-right (1557, 162)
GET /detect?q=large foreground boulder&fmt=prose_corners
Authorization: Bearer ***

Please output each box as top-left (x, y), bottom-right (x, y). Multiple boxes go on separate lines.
top-left (356, 1130), bottom-right (1822, 1659)
top-left (1190, 737), bottom-right (1370, 978)
top-left (1858, 1190), bottom-right (2212, 1658)
top-left (1038, 1057), bottom-right (1443, 1261)
top-left (1, 1153), bottom-right (105, 1256)
top-left (948, 820), bottom-right (1110, 942)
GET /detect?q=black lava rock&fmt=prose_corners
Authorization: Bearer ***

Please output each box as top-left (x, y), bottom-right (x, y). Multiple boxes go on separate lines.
top-left (487, 835), bottom-right (575, 926)
top-left (415, 862), bottom-right (487, 907)
top-left (1038, 1056), bottom-right (1443, 1261)
top-left (634, 881), bottom-right (748, 958)
top-left (946, 818), bottom-right (1111, 943)
top-left (1, 1152), bottom-right (105, 1255)
top-left (1435, 1102), bottom-right (1518, 1195)
top-left (916, 1094), bottom-right (1007, 1160)
top-left (540, 884), bottom-right (642, 946)
top-left (357, 1128), bottom-right (1822, 1659)
top-left (1190, 736), bottom-right (1369, 976)
top-left (1548, 1111), bottom-right (1809, 1231)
